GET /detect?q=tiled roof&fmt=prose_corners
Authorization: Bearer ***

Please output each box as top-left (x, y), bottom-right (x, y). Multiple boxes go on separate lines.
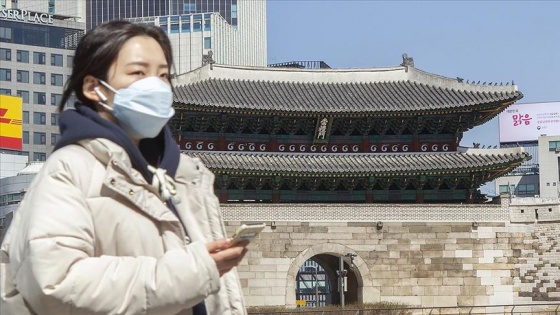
top-left (186, 148), bottom-right (529, 176)
top-left (173, 64), bottom-right (522, 114)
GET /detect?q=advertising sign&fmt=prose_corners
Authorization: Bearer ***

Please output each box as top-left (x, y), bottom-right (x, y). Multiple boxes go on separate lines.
top-left (0, 95), bottom-right (23, 150)
top-left (499, 102), bottom-right (560, 143)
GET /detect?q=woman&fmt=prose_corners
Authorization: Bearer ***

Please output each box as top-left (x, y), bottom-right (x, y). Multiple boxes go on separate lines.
top-left (1, 21), bottom-right (248, 315)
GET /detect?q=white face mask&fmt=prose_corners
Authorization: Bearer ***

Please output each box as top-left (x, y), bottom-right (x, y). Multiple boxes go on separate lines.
top-left (95, 76), bottom-right (175, 139)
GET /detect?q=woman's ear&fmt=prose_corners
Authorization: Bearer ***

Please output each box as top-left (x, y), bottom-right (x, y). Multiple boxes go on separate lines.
top-left (83, 75), bottom-right (104, 103)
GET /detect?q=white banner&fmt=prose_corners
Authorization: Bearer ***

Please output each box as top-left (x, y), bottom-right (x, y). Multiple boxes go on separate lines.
top-left (499, 102), bottom-right (560, 143)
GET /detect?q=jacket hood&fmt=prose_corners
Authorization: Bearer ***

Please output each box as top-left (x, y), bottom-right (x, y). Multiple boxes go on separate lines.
top-left (54, 104), bottom-right (180, 183)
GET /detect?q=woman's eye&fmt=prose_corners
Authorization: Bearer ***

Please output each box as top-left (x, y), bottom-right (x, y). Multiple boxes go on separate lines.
top-left (132, 71), bottom-right (145, 76)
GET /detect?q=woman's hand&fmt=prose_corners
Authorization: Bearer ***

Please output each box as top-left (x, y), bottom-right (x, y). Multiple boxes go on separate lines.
top-left (206, 239), bottom-right (249, 277)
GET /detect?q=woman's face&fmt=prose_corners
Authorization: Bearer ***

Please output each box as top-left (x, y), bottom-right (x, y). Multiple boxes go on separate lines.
top-left (94, 35), bottom-right (170, 122)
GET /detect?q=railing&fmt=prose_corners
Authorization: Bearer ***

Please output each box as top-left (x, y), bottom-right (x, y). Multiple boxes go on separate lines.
top-left (248, 303), bottom-right (560, 315)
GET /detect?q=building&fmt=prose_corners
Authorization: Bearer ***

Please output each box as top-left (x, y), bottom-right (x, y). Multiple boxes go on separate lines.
top-left (0, 161), bottom-right (43, 242)
top-left (495, 101), bottom-right (560, 198)
top-left (0, 152), bottom-right (28, 179)
top-left (9, 0), bottom-right (267, 75)
top-left (1, 0), bottom-right (86, 20)
top-left (171, 57), bottom-right (528, 204)
top-left (0, 6), bottom-right (85, 161)
top-left (129, 0), bottom-right (267, 75)
top-left (0, 1), bottom-right (266, 161)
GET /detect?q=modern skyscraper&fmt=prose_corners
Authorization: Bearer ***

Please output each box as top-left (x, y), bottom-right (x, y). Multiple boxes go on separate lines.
top-left (10, 0), bottom-right (267, 74)
top-left (0, 5), bottom-right (85, 161)
top-left (0, 0), bottom-right (265, 162)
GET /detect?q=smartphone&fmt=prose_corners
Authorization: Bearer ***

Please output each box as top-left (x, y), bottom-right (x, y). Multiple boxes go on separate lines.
top-left (231, 223), bottom-right (266, 242)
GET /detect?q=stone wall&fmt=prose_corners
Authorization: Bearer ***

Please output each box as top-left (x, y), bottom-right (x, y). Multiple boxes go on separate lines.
top-left (222, 200), bottom-right (560, 308)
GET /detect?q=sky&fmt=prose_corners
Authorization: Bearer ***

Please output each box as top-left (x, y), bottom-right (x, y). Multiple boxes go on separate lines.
top-left (266, 0), bottom-right (560, 194)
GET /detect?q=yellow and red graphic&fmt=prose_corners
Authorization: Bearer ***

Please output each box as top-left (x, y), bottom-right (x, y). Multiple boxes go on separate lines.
top-left (0, 95), bottom-right (23, 150)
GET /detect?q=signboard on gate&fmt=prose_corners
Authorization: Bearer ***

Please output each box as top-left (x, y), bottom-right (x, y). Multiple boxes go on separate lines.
top-left (0, 95), bottom-right (23, 150)
top-left (499, 102), bottom-right (560, 143)
top-left (295, 300), bottom-right (306, 306)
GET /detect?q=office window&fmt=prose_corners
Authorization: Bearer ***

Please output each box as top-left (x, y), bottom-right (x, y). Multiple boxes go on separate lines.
top-left (33, 152), bottom-right (47, 161)
top-left (66, 95), bottom-right (77, 108)
top-left (66, 55), bottom-right (73, 67)
top-left (203, 37), bottom-right (212, 50)
top-left (33, 132), bottom-right (46, 145)
top-left (204, 15), bottom-right (211, 31)
top-left (0, 88), bottom-right (10, 95)
top-left (0, 27), bottom-right (11, 40)
top-left (51, 53), bottom-right (63, 66)
top-left (51, 93), bottom-right (62, 106)
top-left (33, 72), bottom-right (46, 84)
top-left (0, 68), bottom-right (11, 81)
top-left (549, 141), bottom-right (560, 151)
top-left (51, 73), bottom-right (64, 86)
top-left (181, 15), bottom-right (191, 33)
top-left (16, 70), bottom-right (29, 83)
top-left (33, 52), bottom-right (46, 64)
top-left (51, 133), bottom-right (60, 145)
top-left (499, 185), bottom-right (509, 194)
top-left (33, 92), bottom-right (46, 105)
top-left (517, 184), bottom-right (536, 196)
top-left (33, 112), bottom-right (46, 125)
top-left (22, 110), bottom-right (29, 123)
top-left (0, 48), bottom-right (11, 61)
top-left (17, 50), bottom-right (29, 63)
top-left (48, 0), bottom-right (55, 14)
top-left (193, 20), bottom-right (201, 32)
top-left (231, 4), bottom-right (238, 18)
top-left (170, 23), bottom-right (179, 34)
top-left (17, 90), bottom-right (29, 103)
top-left (22, 131), bottom-right (29, 144)
top-left (51, 113), bottom-right (59, 125)
top-left (183, 2), bottom-right (196, 13)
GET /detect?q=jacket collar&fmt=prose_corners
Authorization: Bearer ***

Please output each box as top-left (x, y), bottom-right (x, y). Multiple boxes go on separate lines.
top-left (56, 104), bottom-right (180, 185)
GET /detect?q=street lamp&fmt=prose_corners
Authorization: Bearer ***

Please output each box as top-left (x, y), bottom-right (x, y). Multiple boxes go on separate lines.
top-left (338, 253), bottom-right (357, 308)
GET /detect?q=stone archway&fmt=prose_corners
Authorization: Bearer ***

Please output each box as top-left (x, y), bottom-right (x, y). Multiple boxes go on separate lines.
top-left (285, 243), bottom-right (377, 307)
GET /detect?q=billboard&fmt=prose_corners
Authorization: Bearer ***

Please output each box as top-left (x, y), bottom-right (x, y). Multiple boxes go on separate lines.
top-left (0, 95), bottom-right (23, 150)
top-left (499, 102), bottom-right (560, 143)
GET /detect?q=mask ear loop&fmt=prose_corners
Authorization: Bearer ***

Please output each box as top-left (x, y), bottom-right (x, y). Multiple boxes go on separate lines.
top-left (94, 87), bottom-right (108, 102)
top-left (94, 86), bottom-right (113, 112)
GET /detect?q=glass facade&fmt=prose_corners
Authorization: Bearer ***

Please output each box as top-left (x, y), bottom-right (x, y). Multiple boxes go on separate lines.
top-left (86, 0), bottom-right (237, 30)
top-left (0, 20), bottom-right (84, 50)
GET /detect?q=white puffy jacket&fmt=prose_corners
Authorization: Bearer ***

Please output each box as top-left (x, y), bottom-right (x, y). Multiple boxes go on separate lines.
top-left (1, 138), bottom-right (246, 315)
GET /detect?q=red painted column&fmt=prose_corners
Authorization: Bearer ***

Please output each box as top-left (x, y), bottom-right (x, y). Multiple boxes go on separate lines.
top-left (361, 137), bottom-right (370, 153)
top-left (219, 191), bottom-right (228, 203)
top-left (416, 191), bottom-right (424, 203)
top-left (366, 191), bottom-right (373, 203)
top-left (272, 190), bottom-right (280, 203)
top-left (218, 136), bottom-right (226, 151)
top-left (466, 189), bottom-right (474, 204)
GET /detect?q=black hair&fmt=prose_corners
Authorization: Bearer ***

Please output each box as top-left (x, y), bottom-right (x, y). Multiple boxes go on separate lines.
top-left (59, 20), bottom-right (174, 111)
